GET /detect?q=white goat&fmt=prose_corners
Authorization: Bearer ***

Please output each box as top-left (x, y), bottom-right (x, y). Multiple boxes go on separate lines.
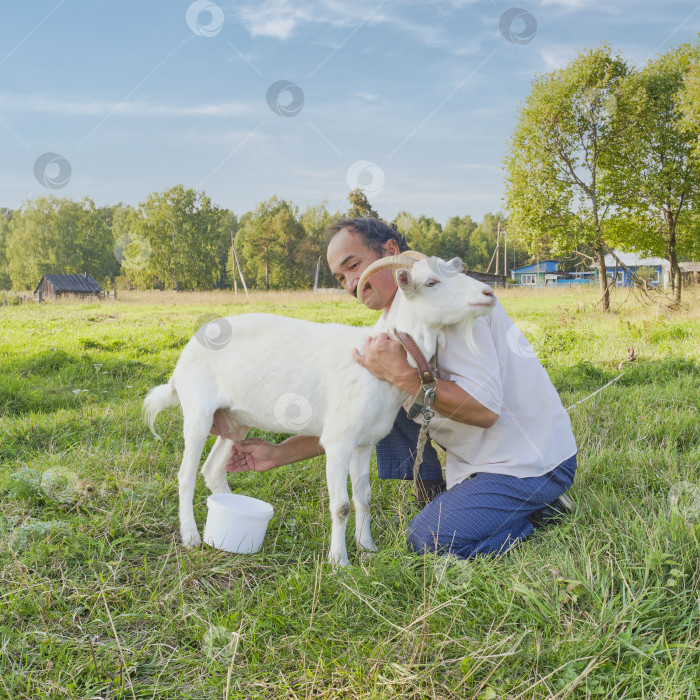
top-left (144, 253), bottom-right (496, 566)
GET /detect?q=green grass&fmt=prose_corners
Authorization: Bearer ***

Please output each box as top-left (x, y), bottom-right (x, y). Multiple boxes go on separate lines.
top-left (0, 287), bottom-right (699, 699)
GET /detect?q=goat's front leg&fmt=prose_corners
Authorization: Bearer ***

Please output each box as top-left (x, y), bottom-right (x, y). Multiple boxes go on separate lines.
top-left (349, 445), bottom-right (377, 553)
top-left (323, 443), bottom-right (352, 567)
top-left (179, 414), bottom-right (211, 548)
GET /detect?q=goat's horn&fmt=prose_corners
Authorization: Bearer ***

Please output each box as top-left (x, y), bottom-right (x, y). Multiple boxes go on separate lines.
top-left (356, 251), bottom-right (426, 303)
top-left (399, 250), bottom-right (428, 262)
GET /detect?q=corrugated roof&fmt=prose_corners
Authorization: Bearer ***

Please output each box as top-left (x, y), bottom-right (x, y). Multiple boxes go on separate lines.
top-left (511, 260), bottom-right (559, 273)
top-left (602, 252), bottom-right (669, 268)
top-left (40, 274), bottom-right (103, 293)
top-left (679, 262), bottom-right (700, 272)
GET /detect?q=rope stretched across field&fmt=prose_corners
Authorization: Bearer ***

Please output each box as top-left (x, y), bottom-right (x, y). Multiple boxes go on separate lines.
top-left (565, 346), bottom-right (636, 412)
top-left (411, 347), bottom-right (637, 479)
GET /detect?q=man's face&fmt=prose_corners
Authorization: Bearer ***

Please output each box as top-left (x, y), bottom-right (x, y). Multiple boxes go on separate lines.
top-left (327, 228), bottom-right (400, 311)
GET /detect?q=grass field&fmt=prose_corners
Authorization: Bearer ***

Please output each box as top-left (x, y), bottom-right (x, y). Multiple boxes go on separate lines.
top-left (1, 286), bottom-right (699, 699)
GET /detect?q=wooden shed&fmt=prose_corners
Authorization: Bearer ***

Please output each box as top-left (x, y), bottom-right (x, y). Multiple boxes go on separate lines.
top-left (679, 262), bottom-right (700, 285)
top-left (34, 273), bottom-right (103, 300)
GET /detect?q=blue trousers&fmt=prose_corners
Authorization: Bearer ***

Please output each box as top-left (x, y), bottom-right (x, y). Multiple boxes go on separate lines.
top-left (376, 408), bottom-right (576, 559)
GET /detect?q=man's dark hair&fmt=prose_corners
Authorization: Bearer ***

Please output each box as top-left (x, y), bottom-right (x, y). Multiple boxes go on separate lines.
top-left (325, 217), bottom-right (410, 255)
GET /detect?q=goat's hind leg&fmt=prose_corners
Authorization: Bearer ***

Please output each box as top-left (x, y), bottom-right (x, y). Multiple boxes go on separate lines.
top-left (349, 445), bottom-right (377, 553)
top-left (201, 413), bottom-right (250, 495)
top-left (200, 437), bottom-right (234, 495)
top-left (179, 413), bottom-right (212, 548)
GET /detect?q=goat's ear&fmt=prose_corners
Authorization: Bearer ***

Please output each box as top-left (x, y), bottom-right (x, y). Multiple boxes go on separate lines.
top-left (396, 268), bottom-right (416, 296)
top-left (447, 257), bottom-right (463, 273)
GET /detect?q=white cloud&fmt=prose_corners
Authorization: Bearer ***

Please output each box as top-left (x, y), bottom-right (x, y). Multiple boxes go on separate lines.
top-left (357, 91), bottom-right (379, 102)
top-left (233, 0), bottom-right (460, 50)
top-left (0, 94), bottom-right (257, 118)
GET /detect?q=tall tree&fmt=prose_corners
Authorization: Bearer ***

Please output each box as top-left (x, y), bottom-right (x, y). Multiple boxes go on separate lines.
top-left (441, 215), bottom-right (476, 262)
top-left (609, 42), bottom-right (700, 304)
top-left (504, 45), bottom-right (635, 311)
top-left (235, 197), bottom-right (307, 290)
top-left (301, 200), bottom-right (338, 288)
top-left (0, 208), bottom-right (12, 289)
top-left (347, 188), bottom-right (378, 218)
top-left (214, 208), bottom-right (237, 289)
top-left (128, 186), bottom-right (221, 291)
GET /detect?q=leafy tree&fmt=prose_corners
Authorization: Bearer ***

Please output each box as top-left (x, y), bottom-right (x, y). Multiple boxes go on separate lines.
top-left (348, 188), bottom-right (378, 218)
top-left (6, 197), bottom-right (117, 289)
top-left (441, 215), bottom-right (476, 262)
top-left (391, 212), bottom-right (443, 256)
top-left (0, 208), bottom-right (13, 289)
top-left (466, 213), bottom-right (509, 272)
top-left (128, 185), bottom-right (221, 291)
top-left (504, 45), bottom-right (635, 311)
top-left (234, 197), bottom-right (308, 290)
top-left (301, 200), bottom-right (338, 288)
top-left (215, 208), bottom-right (237, 289)
top-left (678, 47), bottom-right (700, 137)
top-left (608, 42), bottom-right (700, 304)
top-left (112, 204), bottom-right (139, 289)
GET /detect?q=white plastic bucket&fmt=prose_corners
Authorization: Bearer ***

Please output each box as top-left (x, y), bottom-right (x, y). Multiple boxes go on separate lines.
top-left (203, 494), bottom-right (274, 554)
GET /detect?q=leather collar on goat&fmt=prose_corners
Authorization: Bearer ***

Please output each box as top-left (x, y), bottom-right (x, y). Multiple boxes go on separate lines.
top-left (394, 331), bottom-right (437, 384)
top-left (394, 330), bottom-right (439, 420)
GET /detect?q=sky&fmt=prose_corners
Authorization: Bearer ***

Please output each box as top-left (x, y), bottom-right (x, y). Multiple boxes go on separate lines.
top-left (2, 0), bottom-right (700, 225)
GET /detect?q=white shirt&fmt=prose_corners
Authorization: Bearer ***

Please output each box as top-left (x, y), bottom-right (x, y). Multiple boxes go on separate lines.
top-left (379, 295), bottom-right (577, 488)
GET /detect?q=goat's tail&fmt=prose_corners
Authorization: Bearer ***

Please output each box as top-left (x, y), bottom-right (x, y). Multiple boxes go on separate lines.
top-left (143, 382), bottom-right (180, 441)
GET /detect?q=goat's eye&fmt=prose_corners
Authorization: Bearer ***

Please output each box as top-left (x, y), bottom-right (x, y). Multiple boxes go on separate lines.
top-left (425, 279), bottom-right (440, 288)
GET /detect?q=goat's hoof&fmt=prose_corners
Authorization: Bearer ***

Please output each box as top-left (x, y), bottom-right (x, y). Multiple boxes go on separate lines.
top-left (328, 554), bottom-right (350, 569)
top-left (182, 532), bottom-right (202, 548)
top-left (358, 540), bottom-right (378, 553)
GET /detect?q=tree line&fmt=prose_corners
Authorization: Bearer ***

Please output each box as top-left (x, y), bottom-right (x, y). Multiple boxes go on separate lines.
top-left (3, 40), bottom-right (700, 303)
top-left (0, 186), bottom-right (527, 293)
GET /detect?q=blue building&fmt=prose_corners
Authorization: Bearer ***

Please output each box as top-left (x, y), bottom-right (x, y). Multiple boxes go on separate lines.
top-left (511, 261), bottom-right (595, 286)
top-left (510, 261), bottom-right (559, 286)
top-left (599, 252), bottom-right (669, 288)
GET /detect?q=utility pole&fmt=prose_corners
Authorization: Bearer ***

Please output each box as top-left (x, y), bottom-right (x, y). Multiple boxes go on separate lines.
top-left (503, 224), bottom-right (508, 280)
top-left (496, 222), bottom-right (501, 277)
top-left (231, 237), bottom-right (249, 298)
top-left (230, 231), bottom-right (237, 295)
top-left (313, 256), bottom-right (321, 292)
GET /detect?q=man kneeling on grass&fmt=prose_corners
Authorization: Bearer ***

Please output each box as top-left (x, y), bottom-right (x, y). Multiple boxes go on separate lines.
top-left (211, 218), bottom-right (577, 559)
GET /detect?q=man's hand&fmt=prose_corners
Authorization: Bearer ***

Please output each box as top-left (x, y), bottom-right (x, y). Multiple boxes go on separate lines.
top-left (352, 333), bottom-right (420, 395)
top-left (226, 438), bottom-right (279, 473)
